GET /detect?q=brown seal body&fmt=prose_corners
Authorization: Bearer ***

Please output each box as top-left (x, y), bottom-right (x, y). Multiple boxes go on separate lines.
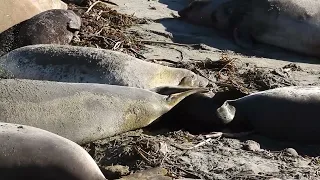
top-left (0, 44), bottom-right (208, 89)
top-left (0, 79), bottom-right (206, 144)
top-left (0, 0), bottom-right (67, 33)
top-left (0, 122), bottom-right (106, 180)
top-left (216, 86), bottom-right (320, 144)
top-left (179, 0), bottom-right (320, 58)
top-left (0, 9), bottom-right (81, 55)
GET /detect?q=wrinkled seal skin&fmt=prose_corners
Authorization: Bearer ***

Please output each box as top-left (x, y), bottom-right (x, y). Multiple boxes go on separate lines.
top-left (0, 44), bottom-right (208, 89)
top-left (179, 0), bottom-right (320, 58)
top-left (0, 122), bottom-right (106, 180)
top-left (0, 79), bottom-right (206, 145)
top-left (0, 9), bottom-right (81, 56)
top-left (216, 86), bottom-right (320, 144)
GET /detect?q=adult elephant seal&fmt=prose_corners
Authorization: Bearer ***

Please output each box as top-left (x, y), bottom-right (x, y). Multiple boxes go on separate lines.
top-left (216, 86), bottom-right (320, 144)
top-left (0, 44), bottom-right (208, 89)
top-left (0, 122), bottom-right (106, 180)
top-left (179, 0), bottom-right (320, 58)
top-left (0, 9), bottom-right (81, 56)
top-left (0, 79), bottom-right (206, 145)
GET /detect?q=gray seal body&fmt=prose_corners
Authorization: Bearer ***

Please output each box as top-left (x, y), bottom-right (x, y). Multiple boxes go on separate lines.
top-left (179, 0), bottom-right (320, 58)
top-left (0, 122), bottom-right (106, 180)
top-left (0, 79), bottom-right (205, 144)
top-left (0, 9), bottom-right (81, 56)
top-left (216, 86), bottom-right (320, 144)
top-left (0, 44), bottom-right (208, 89)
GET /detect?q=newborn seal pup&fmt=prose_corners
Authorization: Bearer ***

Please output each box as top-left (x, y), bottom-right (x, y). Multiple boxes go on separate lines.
top-left (179, 0), bottom-right (320, 58)
top-left (0, 44), bottom-right (208, 89)
top-left (216, 86), bottom-right (320, 144)
top-left (0, 79), bottom-right (206, 144)
top-left (0, 9), bottom-right (81, 56)
top-left (0, 122), bottom-right (106, 180)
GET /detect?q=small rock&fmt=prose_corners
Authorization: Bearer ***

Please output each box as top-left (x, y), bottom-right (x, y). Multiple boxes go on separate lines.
top-left (101, 165), bottom-right (130, 179)
top-left (242, 140), bottom-right (261, 152)
top-left (284, 148), bottom-right (299, 157)
top-left (119, 167), bottom-right (169, 180)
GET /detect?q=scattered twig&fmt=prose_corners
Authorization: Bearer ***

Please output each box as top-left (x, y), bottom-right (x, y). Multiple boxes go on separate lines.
top-left (218, 57), bottom-right (238, 77)
top-left (169, 138), bottom-right (212, 151)
top-left (86, 0), bottom-right (118, 13)
top-left (139, 40), bottom-right (198, 47)
top-left (174, 166), bottom-right (203, 179)
top-left (101, 0), bottom-right (119, 6)
top-left (112, 41), bottom-right (123, 50)
top-left (86, 1), bottom-right (102, 13)
top-left (129, 48), bottom-right (146, 59)
top-left (169, 47), bottom-right (184, 61)
top-left (134, 146), bottom-right (152, 164)
top-left (204, 131), bottom-right (255, 139)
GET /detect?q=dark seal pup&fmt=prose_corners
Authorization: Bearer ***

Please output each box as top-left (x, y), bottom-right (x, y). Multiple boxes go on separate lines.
top-left (216, 86), bottom-right (320, 144)
top-left (179, 0), bottom-right (320, 58)
top-left (0, 44), bottom-right (208, 89)
top-left (0, 122), bottom-right (106, 180)
top-left (0, 79), bottom-right (206, 145)
top-left (0, 9), bottom-right (81, 56)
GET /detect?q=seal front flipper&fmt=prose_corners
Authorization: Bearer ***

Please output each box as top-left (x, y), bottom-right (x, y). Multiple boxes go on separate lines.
top-left (150, 86), bottom-right (209, 95)
top-left (165, 87), bottom-right (209, 107)
top-left (233, 25), bottom-right (254, 49)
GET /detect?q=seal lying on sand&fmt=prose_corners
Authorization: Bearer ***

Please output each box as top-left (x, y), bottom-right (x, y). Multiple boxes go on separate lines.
top-left (0, 44), bottom-right (208, 89)
top-left (0, 0), bottom-right (67, 33)
top-left (179, 0), bottom-right (320, 58)
top-left (0, 79), bottom-right (206, 144)
top-left (0, 9), bottom-right (81, 56)
top-left (216, 86), bottom-right (320, 144)
top-left (0, 122), bottom-right (106, 180)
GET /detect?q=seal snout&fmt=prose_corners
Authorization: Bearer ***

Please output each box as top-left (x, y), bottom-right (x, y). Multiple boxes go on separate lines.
top-left (216, 101), bottom-right (236, 124)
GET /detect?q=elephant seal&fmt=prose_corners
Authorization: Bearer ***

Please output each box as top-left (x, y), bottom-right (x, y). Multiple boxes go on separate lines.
top-left (0, 44), bottom-right (208, 89)
top-left (0, 79), bottom-right (206, 144)
top-left (179, 0), bottom-right (320, 58)
top-left (0, 122), bottom-right (106, 180)
top-left (0, 9), bottom-right (81, 56)
top-left (0, 0), bottom-right (67, 33)
top-left (216, 86), bottom-right (320, 144)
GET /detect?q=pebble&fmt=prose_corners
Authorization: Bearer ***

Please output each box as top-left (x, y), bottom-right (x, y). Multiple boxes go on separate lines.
top-left (284, 148), bottom-right (299, 157)
top-left (101, 165), bottom-right (130, 179)
top-left (242, 140), bottom-right (261, 152)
